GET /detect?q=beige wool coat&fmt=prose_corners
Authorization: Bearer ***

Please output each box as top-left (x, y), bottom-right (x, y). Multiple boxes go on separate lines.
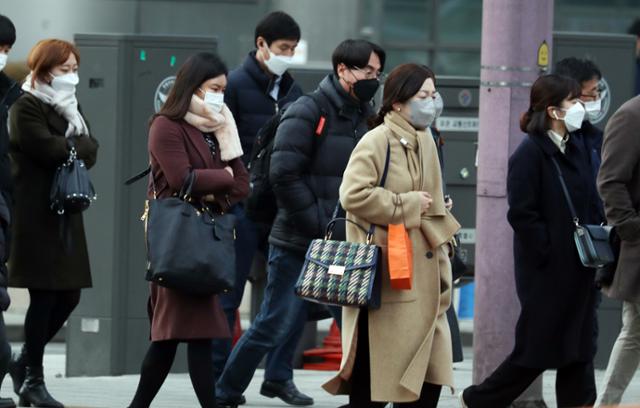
top-left (323, 112), bottom-right (461, 402)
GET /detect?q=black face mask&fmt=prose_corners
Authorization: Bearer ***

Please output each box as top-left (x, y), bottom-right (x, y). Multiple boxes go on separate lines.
top-left (352, 78), bottom-right (380, 102)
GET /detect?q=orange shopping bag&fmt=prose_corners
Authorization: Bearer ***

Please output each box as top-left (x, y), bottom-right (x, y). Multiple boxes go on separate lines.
top-left (387, 223), bottom-right (413, 290)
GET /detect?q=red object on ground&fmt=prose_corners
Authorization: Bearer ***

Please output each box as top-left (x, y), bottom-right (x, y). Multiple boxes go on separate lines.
top-left (302, 320), bottom-right (342, 370)
top-left (232, 309), bottom-right (242, 346)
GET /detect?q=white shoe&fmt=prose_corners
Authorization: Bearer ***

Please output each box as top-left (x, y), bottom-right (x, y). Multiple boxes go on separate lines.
top-left (458, 390), bottom-right (468, 407)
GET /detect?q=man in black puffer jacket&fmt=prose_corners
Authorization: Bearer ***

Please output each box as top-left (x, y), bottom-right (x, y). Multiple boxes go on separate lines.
top-left (0, 14), bottom-right (20, 408)
top-left (216, 39), bottom-right (385, 408)
top-left (214, 11), bottom-right (307, 407)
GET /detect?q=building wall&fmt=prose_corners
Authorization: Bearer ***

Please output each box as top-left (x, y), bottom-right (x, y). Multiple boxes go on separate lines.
top-left (2, 0), bottom-right (136, 61)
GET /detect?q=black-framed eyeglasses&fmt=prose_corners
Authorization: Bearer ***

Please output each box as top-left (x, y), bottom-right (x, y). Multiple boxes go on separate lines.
top-left (350, 66), bottom-right (386, 81)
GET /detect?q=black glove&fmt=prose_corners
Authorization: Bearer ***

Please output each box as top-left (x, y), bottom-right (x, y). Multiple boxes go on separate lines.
top-left (0, 287), bottom-right (10, 311)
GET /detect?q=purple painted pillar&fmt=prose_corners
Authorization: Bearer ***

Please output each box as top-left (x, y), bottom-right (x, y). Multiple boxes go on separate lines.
top-left (473, 0), bottom-right (554, 404)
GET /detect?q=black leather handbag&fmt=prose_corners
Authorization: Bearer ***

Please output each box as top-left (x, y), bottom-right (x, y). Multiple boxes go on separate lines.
top-left (143, 172), bottom-right (236, 296)
top-left (50, 140), bottom-right (96, 215)
top-left (552, 158), bottom-right (616, 269)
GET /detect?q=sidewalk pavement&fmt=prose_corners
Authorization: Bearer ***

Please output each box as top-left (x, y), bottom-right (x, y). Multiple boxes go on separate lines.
top-left (4, 344), bottom-right (640, 408)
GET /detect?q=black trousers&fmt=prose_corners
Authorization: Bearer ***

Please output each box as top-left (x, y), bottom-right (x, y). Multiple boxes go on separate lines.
top-left (349, 310), bottom-right (442, 408)
top-left (24, 289), bottom-right (81, 367)
top-left (463, 356), bottom-right (596, 408)
top-left (0, 313), bottom-right (10, 389)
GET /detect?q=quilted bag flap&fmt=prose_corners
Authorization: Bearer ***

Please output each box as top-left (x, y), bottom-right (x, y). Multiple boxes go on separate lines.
top-left (304, 239), bottom-right (378, 272)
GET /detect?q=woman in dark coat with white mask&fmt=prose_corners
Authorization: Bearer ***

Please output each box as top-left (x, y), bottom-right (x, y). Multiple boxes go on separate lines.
top-left (128, 52), bottom-right (249, 408)
top-left (460, 74), bottom-right (605, 408)
top-left (8, 39), bottom-right (98, 408)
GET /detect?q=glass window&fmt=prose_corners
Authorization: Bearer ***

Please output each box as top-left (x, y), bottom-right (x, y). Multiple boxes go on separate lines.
top-left (381, 0), bottom-right (433, 44)
top-left (555, 0), bottom-right (640, 33)
top-left (433, 51), bottom-right (481, 77)
top-left (384, 49), bottom-right (431, 72)
top-left (368, 0), bottom-right (640, 77)
top-left (437, 0), bottom-right (482, 45)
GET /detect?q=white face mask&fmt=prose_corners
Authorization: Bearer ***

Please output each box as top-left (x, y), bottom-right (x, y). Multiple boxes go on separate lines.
top-left (263, 48), bottom-right (293, 77)
top-left (554, 102), bottom-right (586, 132)
top-left (0, 54), bottom-right (7, 72)
top-left (201, 89), bottom-right (224, 113)
top-left (50, 72), bottom-right (79, 92)
top-left (583, 98), bottom-right (601, 122)
top-left (407, 92), bottom-right (444, 130)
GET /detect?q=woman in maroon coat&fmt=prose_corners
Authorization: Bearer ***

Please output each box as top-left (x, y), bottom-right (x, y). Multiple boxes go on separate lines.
top-left (128, 53), bottom-right (249, 408)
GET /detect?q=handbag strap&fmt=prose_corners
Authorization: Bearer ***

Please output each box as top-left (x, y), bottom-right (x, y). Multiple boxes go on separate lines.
top-left (179, 171), bottom-right (196, 199)
top-left (324, 141), bottom-right (391, 243)
top-left (124, 166), bottom-right (151, 185)
top-left (124, 165), bottom-right (195, 202)
top-left (367, 141), bottom-right (392, 236)
top-left (550, 157), bottom-right (579, 226)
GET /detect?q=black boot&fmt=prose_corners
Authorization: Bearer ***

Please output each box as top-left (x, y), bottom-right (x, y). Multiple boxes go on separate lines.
top-left (8, 346), bottom-right (26, 395)
top-left (18, 366), bottom-right (63, 408)
top-left (0, 397), bottom-right (16, 408)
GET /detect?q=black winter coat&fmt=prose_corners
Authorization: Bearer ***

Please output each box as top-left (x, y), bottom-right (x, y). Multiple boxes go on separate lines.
top-left (269, 74), bottom-right (374, 253)
top-left (0, 73), bottom-right (21, 287)
top-left (507, 131), bottom-right (605, 368)
top-left (224, 51), bottom-right (303, 165)
top-left (9, 93), bottom-right (98, 290)
top-left (575, 120), bottom-right (604, 209)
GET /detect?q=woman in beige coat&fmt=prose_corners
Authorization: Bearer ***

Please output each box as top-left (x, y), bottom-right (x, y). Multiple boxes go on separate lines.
top-left (324, 63), bottom-right (460, 407)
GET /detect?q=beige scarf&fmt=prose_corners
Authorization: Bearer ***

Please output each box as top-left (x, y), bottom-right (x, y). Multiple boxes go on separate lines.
top-left (385, 111), bottom-right (458, 248)
top-left (384, 111), bottom-right (447, 216)
top-left (183, 95), bottom-right (243, 162)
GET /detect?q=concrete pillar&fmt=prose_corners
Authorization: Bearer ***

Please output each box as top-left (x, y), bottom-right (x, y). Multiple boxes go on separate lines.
top-left (473, 0), bottom-right (554, 406)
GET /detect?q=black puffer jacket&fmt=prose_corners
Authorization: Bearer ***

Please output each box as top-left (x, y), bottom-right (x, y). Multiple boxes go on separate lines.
top-left (0, 73), bottom-right (21, 203)
top-left (224, 51), bottom-right (303, 165)
top-left (269, 74), bottom-right (374, 253)
top-left (0, 72), bottom-right (21, 287)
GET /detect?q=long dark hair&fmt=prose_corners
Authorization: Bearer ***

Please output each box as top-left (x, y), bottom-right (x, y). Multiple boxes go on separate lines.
top-left (151, 52), bottom-right (228, 125)
top-left (519, 74), bottom-right (580, 134)
top-left (370, 63), bottom-right (435, 128)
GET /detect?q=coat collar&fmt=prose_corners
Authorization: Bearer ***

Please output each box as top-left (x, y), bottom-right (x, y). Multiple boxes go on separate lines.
top-left (318, 74), bottom-right (374, 120)
top-left (242, 51), bottom-right (296, 100)
top-left (529, 131), bottom-right (561, 157)
top-left (24, 93), bottom-right (69, 136)
top-left (529, 130), bottom-right (586, 170)
top-left (178, 120), bottom-right (216, 167)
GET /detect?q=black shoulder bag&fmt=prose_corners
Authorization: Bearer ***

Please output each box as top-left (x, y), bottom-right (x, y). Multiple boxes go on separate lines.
top-left (142, 171), bottom-right (236, 296)
top-left (551, 157), bottom-right (616, 269)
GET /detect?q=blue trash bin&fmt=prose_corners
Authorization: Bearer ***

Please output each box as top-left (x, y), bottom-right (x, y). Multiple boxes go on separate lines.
top-left (458, 282), bottom-right (475, 319)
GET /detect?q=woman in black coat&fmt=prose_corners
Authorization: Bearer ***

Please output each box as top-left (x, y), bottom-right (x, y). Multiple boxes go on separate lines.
top-left (461, 74), bottom-right (604, 408)
top-left (7, 39), bottom-right (98, 408)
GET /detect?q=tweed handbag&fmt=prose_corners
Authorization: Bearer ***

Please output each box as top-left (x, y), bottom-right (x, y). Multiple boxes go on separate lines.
top-left (295, 143), bottom-right (391, 309)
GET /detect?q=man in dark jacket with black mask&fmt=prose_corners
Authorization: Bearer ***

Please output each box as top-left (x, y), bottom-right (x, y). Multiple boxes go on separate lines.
top-left (0, 13), bottom-right (21, 408)
top-left (213, 11), bottom-right (305, 406)
top-left (216, 39), bottom-right (385, 408)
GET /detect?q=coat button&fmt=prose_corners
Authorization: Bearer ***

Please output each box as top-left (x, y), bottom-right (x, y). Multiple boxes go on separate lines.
top-left (426, 251), bottom-right (433, 259)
